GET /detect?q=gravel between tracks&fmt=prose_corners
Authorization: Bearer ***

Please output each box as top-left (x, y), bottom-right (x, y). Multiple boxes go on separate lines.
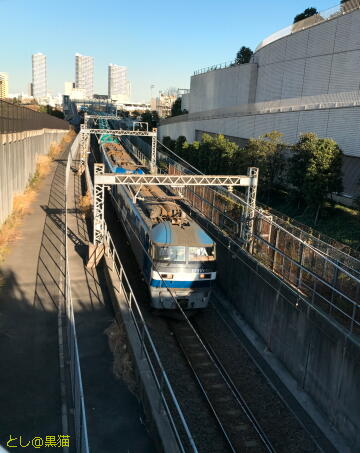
top-left (104, 196), bottom-right (230, 451)
top-left (105, 212), bottom-right (322, 452)
top-left (102, 176), bottom-right (324, 452)
top-left (193, 306), bottom-right (320, 453)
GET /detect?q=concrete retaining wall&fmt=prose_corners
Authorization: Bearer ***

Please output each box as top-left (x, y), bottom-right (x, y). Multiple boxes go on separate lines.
top-left (216, 241), bottom-right (360, 449)
top-left (159, 8), bottom-right (360, 167)
top-left (254, 9), bottom-right (360, 102)
top-left (0, 129), bottom-right (67, 226)
top-left (189, 63), bottom-right (257, 113)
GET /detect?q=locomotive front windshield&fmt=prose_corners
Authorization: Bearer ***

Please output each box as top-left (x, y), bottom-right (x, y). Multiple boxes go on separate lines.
top-left (157, 246), bottom-right (186, 262)
top-left (188, 246), bottom-right (215, 262)
top-left (155, 245), bottom-right (215, 263)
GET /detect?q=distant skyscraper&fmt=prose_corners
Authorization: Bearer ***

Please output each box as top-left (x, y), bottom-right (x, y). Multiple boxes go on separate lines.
top-left (75, 53), bottom-right (94, 98)
top-left (32, 53), bottom-right (47, 98)
top-left (64, 81), bottom-right (75, 95)
top-left (108, 64), bottom-right (129, 100)
top-left (0, 72), bottom-right (9, 99)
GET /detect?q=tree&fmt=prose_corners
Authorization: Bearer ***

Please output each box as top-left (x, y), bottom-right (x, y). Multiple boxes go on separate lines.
top-left (175, 136), bottom-right (187, 154)
top-left (234, 46), bottom-right (253, 65)
top-left (243, 131), bottom-right (286, 198)
top-left (39, 105), bottom-right (65, 119)
top-left (289, 133), bottom-right (343, 224)
top-left (293, 7), bottom-right (318, 23)
top-left (340, 0), bottom-right (353, 12)
top-left (173, 134), bottom-right (239, 175)
top-left (354, 181), bottom-right (360, 212)
top-left (171, 98), bottom-right (184, 117)
top-left (140, 110), bottom-right (159, 129)
top-left (162, 136), bottom-right (176, 151)
top-left (151, 110), bottom-right (160, 127)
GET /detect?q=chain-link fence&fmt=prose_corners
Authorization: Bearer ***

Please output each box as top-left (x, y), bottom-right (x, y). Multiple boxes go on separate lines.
top-left (126, 135), bottom-right (360, 337)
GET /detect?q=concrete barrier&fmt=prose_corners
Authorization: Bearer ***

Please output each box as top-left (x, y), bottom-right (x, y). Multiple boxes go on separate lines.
top-left (216, 240), bottom-right (360, 450)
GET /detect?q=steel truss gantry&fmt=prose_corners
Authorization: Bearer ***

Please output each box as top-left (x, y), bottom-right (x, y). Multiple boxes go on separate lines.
top-left (93, 163), bottom-right (258, 247)
top-left (78, 125), bottom-right (158, 176)
top-left (78, 124), bottom-right (90, 175)
top-left (83, 114), bottom-right (119, 128)
top-left (95, 173), bottom-right (254, 186)
top-left (244, 167), bottom-right (259, 244)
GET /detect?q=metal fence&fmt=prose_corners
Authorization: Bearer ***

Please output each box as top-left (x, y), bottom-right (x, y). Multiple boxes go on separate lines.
top-left (160, 89), bottom-right (360, 127)
top-left (0, 99), bottom-right (69, 133)
top-left (65, 135), bottom-right (90, 452)
top-left (255, 0), bottom-right (360, 51)
top-left (126, 135), bottom-right (360, 337)
top-left (0, 99), bottom-right (69, 226)
top-left (102, 222), bottom-right (197, 453)
top-left (192, 1), bottom-right (360, 77)
top-left (0, 129), bottom-right (68, 226)
top-left (193, 60), bottom-right (237, 76)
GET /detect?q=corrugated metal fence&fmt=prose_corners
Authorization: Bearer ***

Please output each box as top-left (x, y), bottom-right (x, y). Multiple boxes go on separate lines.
top-left (0, 100), bottom-right (69, 226)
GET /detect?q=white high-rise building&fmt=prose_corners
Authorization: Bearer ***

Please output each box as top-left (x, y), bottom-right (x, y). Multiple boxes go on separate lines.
top-left (32, 53), bottom-right (47, 98)
top-left (0, 72), bottom-right (9, 99)
top-left (75, 53), bottom-right (94, 98)
top-left (64, 81), bottom-right (74, 96)
top-left (108, 64), bottom-right (129, 101)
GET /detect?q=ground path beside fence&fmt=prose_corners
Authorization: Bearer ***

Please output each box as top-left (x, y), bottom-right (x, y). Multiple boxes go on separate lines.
top-left (0, 137), bottom-right (155, 452)
top-left (66, 150), bottom-right (155, 452)
top-left (0, 145), bottom-right (71, 449)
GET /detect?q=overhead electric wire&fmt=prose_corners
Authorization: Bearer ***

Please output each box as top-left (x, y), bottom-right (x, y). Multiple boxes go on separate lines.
top-left (157, 139), bottom-right (360, 280)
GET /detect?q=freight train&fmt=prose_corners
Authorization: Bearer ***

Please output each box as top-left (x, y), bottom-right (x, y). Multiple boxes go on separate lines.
top-left (100, 135), bottom-right (216, 311)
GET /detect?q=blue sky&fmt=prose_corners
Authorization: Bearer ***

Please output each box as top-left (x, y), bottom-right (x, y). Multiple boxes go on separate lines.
top-left (0, 0), bottom-right (335, 100)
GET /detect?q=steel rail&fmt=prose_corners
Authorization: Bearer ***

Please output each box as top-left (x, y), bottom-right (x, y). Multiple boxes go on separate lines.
top-left (170, 325), bottom-right (236, 453)
top-left (169, 320), bottom-right (276, 453)
top-left (192, 321), bottom-right (277, 453)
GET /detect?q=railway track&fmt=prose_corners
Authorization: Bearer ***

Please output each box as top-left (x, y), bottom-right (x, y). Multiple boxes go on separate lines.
top-left (169, 319), bottom-right (276, 453)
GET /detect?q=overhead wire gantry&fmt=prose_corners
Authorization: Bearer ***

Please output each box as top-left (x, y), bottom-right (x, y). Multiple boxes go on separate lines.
top-left (79, 117), bottom-right (258, 266)
top-left (93, 163), bottom-right (258, 247)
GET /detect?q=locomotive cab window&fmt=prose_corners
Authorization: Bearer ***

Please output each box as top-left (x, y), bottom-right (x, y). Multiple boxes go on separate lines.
top-left (156, 246), bottom-right (186, 262)
top-left (188, 246), bottom-right (215, 262)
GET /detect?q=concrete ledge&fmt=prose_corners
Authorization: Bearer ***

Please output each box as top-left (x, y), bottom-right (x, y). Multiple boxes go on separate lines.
top-left (214, 289), bottom-right (351, 453)
top-left (102, 254), bottom-right (181, 453)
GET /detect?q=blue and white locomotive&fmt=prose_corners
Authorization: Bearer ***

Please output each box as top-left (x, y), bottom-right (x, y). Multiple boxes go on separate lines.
top-left (100, 136), bottom-right (216, 311)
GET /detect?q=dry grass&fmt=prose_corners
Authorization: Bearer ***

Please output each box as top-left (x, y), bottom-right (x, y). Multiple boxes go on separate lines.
top-left (105, 320), bottom-right (138, 396)
top-left (0, 129), bottom-right (75, 264)
top-left (78, 191), bottom-right (92, 219)
top-left (63, 129), bottom-right (76, 143)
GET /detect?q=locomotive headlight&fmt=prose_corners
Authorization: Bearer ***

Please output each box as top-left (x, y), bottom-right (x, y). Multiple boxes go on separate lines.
top-left (160, 273), bottom-right (173, 279)
top-left (199, 273), bottom-right (211, 279)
